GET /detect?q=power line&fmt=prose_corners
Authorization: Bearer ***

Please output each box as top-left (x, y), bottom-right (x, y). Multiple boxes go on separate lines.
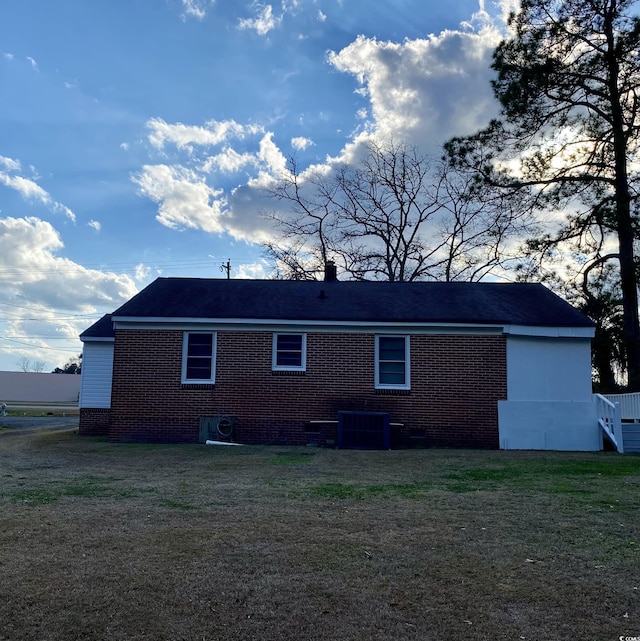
top-left (0, 255), bottom-right (264, 278)
top-left (0, 336), bottom-right (80, 352)
top-left (2, 335), bottom-right (83, 340)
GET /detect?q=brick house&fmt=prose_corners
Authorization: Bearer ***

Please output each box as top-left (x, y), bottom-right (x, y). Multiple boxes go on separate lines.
top-left (79, 272), bottom-right (598, 450)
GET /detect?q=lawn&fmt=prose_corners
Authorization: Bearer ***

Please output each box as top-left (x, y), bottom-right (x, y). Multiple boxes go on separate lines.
top-left (0, 428), bottom-right (639, 641)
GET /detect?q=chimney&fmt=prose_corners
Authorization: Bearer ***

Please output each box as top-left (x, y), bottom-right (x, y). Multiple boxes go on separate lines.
top-left (324, 260), bottom-right (338, 282)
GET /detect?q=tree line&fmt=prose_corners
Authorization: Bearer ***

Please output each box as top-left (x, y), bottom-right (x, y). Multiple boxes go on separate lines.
top-left (18, 355), bottom-right (81, 374)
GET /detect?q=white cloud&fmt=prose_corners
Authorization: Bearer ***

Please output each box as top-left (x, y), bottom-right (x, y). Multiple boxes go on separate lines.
top-left (146, 117), bottom-right (260, 152)
top-left (133, 164), bottom-right (228, 233)
top-left (53, 203), bottom-right (76, 223)
top-left (138, 117), bottom-right (292, 240)
top-left (327, 23), bottom-right (502, 152)
top-left (180, 0), bottom-right (212, 20)
top-left (0, 161), bottom-right (77, 223)
top-left (3, 53), bottom-right (14, 61)
top-left (87, 220), bottom-right (101, 231)
top-left (135, 5), bottom-right (509, 245)
top-left (238, 4), bottom-right (282, 35)
top-left (134, 263), bottom-right (152, 281)
top-left (0, 216), bottom-right (139, 370)
top-left (0, 217), bottom-right (136, 305)
top-left (0, 156), bottom-right (22, 173)
top-left (201, 147), bottom-right (256, 174)
top-left (236, 261), bottom-right (270, 279)
top-left (26, 56), bottom-right (38, 71)
top-left (258, 133), bottom-right (287, 176)
top-left (291, 136), bottom-right (314, 151)
top-left (281, 0), bottom-right (301, 13)
top-left (317, 10), bottom-right (327, 22)
top-left (0, 173), bottom-right (49, 202)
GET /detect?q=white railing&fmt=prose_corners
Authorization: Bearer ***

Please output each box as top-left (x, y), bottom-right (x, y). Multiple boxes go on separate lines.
top-left (603, 392), bottom-right (640, 421)
top-left (594, 393), bottom-right (624, 453)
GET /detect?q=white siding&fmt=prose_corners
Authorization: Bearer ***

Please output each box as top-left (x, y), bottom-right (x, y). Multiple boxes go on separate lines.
top-left (498, 400), bottom-right (599, 451)
top-left (506, 335), bottom-right (592, 402)
top-left (499, 335), bottom-right (598, 451)
top-left (79, 341), bottom-right (114, 409)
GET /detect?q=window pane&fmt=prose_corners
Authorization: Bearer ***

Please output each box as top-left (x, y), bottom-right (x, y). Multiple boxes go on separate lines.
top-left (377, 336), bottom-right (407, 387)
top-left (277, 352), bottom-right (302, 367)
top-left (379, 337), bottom-right (405, 361)
top-left (277, 335), bottom-right (302, 351)
top-left (274, 334), bottom-right (304, 369)
top-left (379, 361), bottom-right (406, 385)
top-left (185, 333), bottom-right (213, 380)
top-left (188, 334), bottom-right (212, 357)
top-left (186, 359), bottom-right (212, 380)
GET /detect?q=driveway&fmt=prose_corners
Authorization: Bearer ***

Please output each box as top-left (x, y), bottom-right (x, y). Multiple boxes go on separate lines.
top-left (0, 415), bottom-right (79, 436)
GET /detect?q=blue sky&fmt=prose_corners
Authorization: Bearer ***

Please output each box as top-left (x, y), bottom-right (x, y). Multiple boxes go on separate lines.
top-left (0, 0), bottom-right (514, 372)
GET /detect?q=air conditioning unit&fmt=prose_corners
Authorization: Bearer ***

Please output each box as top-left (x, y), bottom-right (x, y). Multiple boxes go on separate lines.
top-left (337, 411), bottom-right (390, 449)
top-left (199, 416), bottom-right (235, 443)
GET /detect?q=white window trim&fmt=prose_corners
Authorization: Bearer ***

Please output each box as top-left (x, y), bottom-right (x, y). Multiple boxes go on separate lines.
top-left (375, 335), bottom-right (410, 390)
top-left (272, 332), bottom-right (307, 372)
top-left (181, 332), bottom-right (217, 383)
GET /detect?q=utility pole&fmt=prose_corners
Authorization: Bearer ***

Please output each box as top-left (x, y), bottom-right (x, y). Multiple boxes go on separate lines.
top-left (220, 259), bottom-right (231, 279)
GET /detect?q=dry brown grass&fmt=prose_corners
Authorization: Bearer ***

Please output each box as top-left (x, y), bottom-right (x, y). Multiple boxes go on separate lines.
top-left (0, 428), bottom-right (639, 640)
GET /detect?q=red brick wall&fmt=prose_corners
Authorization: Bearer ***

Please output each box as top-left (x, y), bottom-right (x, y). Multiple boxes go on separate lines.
top-left (110, 330), bottom-right (215, 442)
top-left (109, 329), bottom-right (506, 448)
top-left (78, 408), bottom-right (111, 436)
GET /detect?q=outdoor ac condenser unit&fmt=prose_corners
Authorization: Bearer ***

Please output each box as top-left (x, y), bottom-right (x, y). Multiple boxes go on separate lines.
top-left (337, 411), bottom-right (390, 449)
top-left (198, 416), bottom-right (235, 443)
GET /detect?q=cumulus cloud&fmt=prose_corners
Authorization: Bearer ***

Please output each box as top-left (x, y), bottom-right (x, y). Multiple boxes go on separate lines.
top-left (87, 220), bottom-right (101, 231)
top-left (238, 4), bottom-right (281, 35)
top-left (135, 5), bottom-right (509, 244)
top-left (133, 164), bottom-right (228, 233)
top-left (327, 23), bottom-right (502, 152)
top-left (137, 115), bottom-right (291, 240)
top-left (0, 157), bottom-right (76, 222)
top-left (201, 147), bottom-right (256, 174)
top-left (147, 117), bottom-right (261, 152)
top-left (291, 136), bottom-right (314, 151)
top-left (0, 216), bottom-right (139, 368)
top-left (236, 261), bottom-right (270, 279)
top-left (250, 132), bottom-right (288, 185)
top-left (0, 217), bottom-right (136, 307)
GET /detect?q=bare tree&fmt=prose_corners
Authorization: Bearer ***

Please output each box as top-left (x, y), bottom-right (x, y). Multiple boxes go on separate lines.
top-left (264, 141), bottom-right (532, 281)
top-left (17, 357), bottom-right (46, 373)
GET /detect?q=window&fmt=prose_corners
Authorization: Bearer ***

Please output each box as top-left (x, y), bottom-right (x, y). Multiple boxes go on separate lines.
top-left (272, 333), bottom-right (306, 371)
top-left (182, 332), bottom-right (216, 383)
top-left (375, 335), bottom-right (410, 389)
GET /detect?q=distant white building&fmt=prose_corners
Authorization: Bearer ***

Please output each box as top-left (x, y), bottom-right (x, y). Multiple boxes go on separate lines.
top-left (0, 371), bottom-right (80, 404)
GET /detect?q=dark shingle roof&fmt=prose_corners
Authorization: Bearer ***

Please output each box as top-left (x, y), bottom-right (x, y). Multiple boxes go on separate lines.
top-left (108, 278), bottom-right (594, 328)
top-left (80, 314), bottom-right (114, 340)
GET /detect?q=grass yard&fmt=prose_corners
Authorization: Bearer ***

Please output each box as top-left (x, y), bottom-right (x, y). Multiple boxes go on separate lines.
top-left (0, 429), bottom-right (639, 641)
